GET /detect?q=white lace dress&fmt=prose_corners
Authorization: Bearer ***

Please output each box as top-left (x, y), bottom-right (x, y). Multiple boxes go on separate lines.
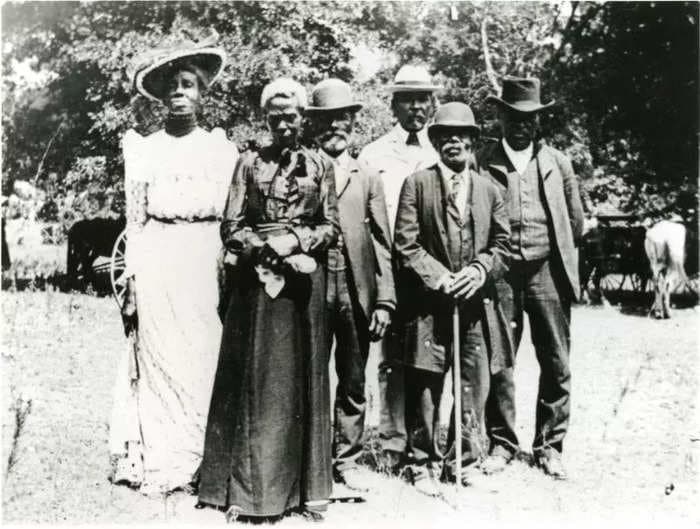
top-left (109, 126), bottom-right (238, 495)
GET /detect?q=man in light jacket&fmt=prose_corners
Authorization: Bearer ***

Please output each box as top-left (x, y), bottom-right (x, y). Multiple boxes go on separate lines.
top-left (358, 65), bottom-right (440, 469)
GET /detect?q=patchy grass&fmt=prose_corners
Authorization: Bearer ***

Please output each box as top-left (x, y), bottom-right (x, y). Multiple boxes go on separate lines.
top-left (1, 291), bottom-right (698, 527)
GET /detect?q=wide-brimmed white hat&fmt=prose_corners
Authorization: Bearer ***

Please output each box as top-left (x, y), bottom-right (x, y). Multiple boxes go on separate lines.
top-left (387, 65), bottom-right (443, 93)
top-left (134, 44), bottom-right (226, 102)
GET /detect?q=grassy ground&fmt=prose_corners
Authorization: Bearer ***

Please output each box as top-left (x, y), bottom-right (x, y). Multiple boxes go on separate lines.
top-left (2, 291), bottom-right (698, 527)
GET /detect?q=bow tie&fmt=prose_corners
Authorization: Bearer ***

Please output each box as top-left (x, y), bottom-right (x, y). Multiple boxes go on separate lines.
top-left (406, 132), bottom-right (420, 146)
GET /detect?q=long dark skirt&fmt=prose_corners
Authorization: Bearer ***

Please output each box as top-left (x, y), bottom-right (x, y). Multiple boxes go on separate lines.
top-left (198, 264), bottom-right (332, 517)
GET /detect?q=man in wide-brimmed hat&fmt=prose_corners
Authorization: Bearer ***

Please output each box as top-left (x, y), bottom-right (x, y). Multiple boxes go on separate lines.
top-left (478, 77), bottom-right (584, 480)
top-left (393, 102), bottom-right (512, 495)
top-left (306, 79), bottom-right (396, 493)
top-left (358, 65), bottom-right (441, 470)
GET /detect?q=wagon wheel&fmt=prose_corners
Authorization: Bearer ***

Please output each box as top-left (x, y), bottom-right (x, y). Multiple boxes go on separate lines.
top-left (629, 273), bottom-right (650, 293)
top-left (600, 273), bottom-right (623, 292)
top-left (110, 229), bottom-right (127, 308)
top-left (673, 271), bottom-right (700, 295)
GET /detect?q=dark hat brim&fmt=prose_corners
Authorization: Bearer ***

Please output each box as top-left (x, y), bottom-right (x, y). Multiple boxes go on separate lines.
top-left (486, 95), bottom-right (556, 113)
top-left (135, 47), bottom-right (226, 102)
top-left (428, 121), bottom-right (481, 138)
top-left (304, 103), bottom-right (363, 114)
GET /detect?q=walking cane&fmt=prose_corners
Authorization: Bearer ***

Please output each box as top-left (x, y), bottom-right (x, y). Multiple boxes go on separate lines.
top-left (452, 305), bottom-right (462, 491)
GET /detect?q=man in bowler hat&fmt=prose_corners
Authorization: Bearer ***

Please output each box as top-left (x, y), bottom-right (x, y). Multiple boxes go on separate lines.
top-left (306, 79), bottom-right (396, 491)
top-left (479, 77), bottom-right (584, 479)
top-left (358, 65), bottom-right (441, 468)
top-left (393, 102), bottom-right (512, 495)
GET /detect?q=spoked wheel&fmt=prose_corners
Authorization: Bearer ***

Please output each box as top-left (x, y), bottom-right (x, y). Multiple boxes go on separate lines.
top-left (630, 273), bottom-right (651, 293)
top-left (600, 273), bottom-right (624, 292)
top-left (110, 230), bottom-right (127, 308)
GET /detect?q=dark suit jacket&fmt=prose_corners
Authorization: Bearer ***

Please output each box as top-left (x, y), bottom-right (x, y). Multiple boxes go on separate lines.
top-left (336, 156), bottom-right (396, 317)
top-left (393, 163), bottom-right (514, 374)
top-left (478, 140), bottom-right (585, 299)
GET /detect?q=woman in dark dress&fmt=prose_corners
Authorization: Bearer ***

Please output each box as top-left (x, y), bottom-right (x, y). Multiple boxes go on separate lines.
top-left (198, 78), bottom-right (338, 522)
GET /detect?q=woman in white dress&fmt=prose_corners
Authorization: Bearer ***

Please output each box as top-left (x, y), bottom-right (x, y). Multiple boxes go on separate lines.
top-left (109, 43), bottom-right (238, 496)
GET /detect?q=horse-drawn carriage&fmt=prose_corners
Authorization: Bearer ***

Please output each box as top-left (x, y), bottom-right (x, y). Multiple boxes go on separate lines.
top-left (65, 217), bottom-right (128, 305)
top-left (580, 213), bottom-right (698, 304)
top-left (579, 214), bottom-right (651, 300)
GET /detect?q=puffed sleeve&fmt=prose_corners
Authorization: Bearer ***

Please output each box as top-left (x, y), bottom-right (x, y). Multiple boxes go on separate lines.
top-left (122, 129), bottom-right (148, 278)
top-left (220, 152), bottom-right (264, 259)
top-left (289, 152), bottom-right (339, 255)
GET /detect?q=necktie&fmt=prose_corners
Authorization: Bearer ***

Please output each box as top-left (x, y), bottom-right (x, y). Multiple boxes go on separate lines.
top-left (450, 172), bottom-right (462, 216)
top-left (406, 132), bottom-right (420, 146)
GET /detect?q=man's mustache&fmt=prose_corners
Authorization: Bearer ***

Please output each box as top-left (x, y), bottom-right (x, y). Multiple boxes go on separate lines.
top-left (320, 130), bottom-right (348, 142)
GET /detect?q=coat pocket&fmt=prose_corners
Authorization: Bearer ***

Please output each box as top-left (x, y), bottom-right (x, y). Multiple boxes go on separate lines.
top-left (401, 313), bottom-right (446, 373)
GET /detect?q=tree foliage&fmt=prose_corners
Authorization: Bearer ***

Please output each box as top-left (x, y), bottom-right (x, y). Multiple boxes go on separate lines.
top-left (2, 1), bottom-right (697, 225)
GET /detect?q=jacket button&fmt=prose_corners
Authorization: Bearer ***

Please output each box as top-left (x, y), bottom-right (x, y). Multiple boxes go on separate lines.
top-left (510, 321), bottom-right (518, 328)
top-left (364, 218), bottom-right (370, 224)
top-left (424, 339), bottom-right (431, 347)
top-left (483, 298), bottom-right (491, 305)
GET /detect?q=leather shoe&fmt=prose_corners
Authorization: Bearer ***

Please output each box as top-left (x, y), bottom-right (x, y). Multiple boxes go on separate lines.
top-left (480, 444), bottom-right (515, 475)
top-left (301, 509), bottom-right (324, 523)
top-left (535, 449), bottom-right (567, 480)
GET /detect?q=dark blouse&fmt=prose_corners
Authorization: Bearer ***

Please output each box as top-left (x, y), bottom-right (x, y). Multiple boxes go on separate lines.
top-left (220, 145), bottom-right (339, 260)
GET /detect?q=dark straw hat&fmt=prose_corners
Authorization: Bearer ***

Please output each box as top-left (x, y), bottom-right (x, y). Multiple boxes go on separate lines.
top-left (486, 76), bottom-right (555, 113)
top-left (428, 102), bottom-right (480, 138)
top-left (305, 79), bottom-right (363, 114)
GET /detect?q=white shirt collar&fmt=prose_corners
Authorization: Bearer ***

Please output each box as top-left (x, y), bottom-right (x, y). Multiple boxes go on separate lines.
top-left (502, 139), bottom-right (534, 176)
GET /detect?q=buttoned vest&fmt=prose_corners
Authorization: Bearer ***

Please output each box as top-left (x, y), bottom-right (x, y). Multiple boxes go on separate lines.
top-left (445, 193), bottom-right (474, 272)
top-left (506, 157), bottom-right (550, 260)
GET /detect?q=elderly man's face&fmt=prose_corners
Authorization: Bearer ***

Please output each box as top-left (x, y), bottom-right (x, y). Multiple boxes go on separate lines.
top-left (430, 128), bottom-right (474, 172)
top-left (266, 96), bottom-right (303, 149)
top-left (312, 109), bottom-right (355, 158)
top-left (165, 70), bottom-right (201, 115)
top-left (499, 108), bottom-right (537, 150)
top-left (393, 91), bottom-right (434, 132)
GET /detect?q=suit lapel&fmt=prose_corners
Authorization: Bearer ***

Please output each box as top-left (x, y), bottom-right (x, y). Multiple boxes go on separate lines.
top-left (469, 172), bottom-right (488, 250)
top-left (427, 166), bottom-right (453, 270)
top-left (486, 142), bottom-right (512, 188)
top-left (335, 162), bottom-right (355, 199)
top-left (536, 143), bottom-right (556, 182)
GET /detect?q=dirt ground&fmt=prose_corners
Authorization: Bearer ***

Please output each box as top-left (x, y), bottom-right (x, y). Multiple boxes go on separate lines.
top-left (2, 290), bottom-right (698, 527)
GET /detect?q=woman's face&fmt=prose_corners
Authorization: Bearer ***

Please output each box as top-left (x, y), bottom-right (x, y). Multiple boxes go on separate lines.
top-left (165, 69), bottom-right (200, 115)
top-left (266, 96), bottom-right (303, 149)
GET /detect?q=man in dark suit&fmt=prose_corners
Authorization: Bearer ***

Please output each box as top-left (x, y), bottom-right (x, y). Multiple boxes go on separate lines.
top-left (393, 102), bottom-right (512, 495)
top-left (479, 77), bottom-right (585, 480)
top-left (306, 79), bottom-right (396, 491)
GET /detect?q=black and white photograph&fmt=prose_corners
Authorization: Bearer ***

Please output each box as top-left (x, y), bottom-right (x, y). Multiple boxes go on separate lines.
top-left (1, 1), bottom-right (698, 527)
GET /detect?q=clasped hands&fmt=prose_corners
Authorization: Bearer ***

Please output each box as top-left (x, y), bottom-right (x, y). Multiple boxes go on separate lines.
top-left (246, 234), bottom-right (317, 298)
top-left (437, 264), bottom-right (486, 300)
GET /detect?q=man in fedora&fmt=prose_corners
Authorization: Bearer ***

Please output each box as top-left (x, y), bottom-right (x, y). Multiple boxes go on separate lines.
top-left (306, 79), bottom-right (396, 491)
top-left (393, 102), bottom-right (512, 494)
top-left (479, 77), bottom-right (584, 480)
top-left (358, 65), bottom-right (441, 469)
